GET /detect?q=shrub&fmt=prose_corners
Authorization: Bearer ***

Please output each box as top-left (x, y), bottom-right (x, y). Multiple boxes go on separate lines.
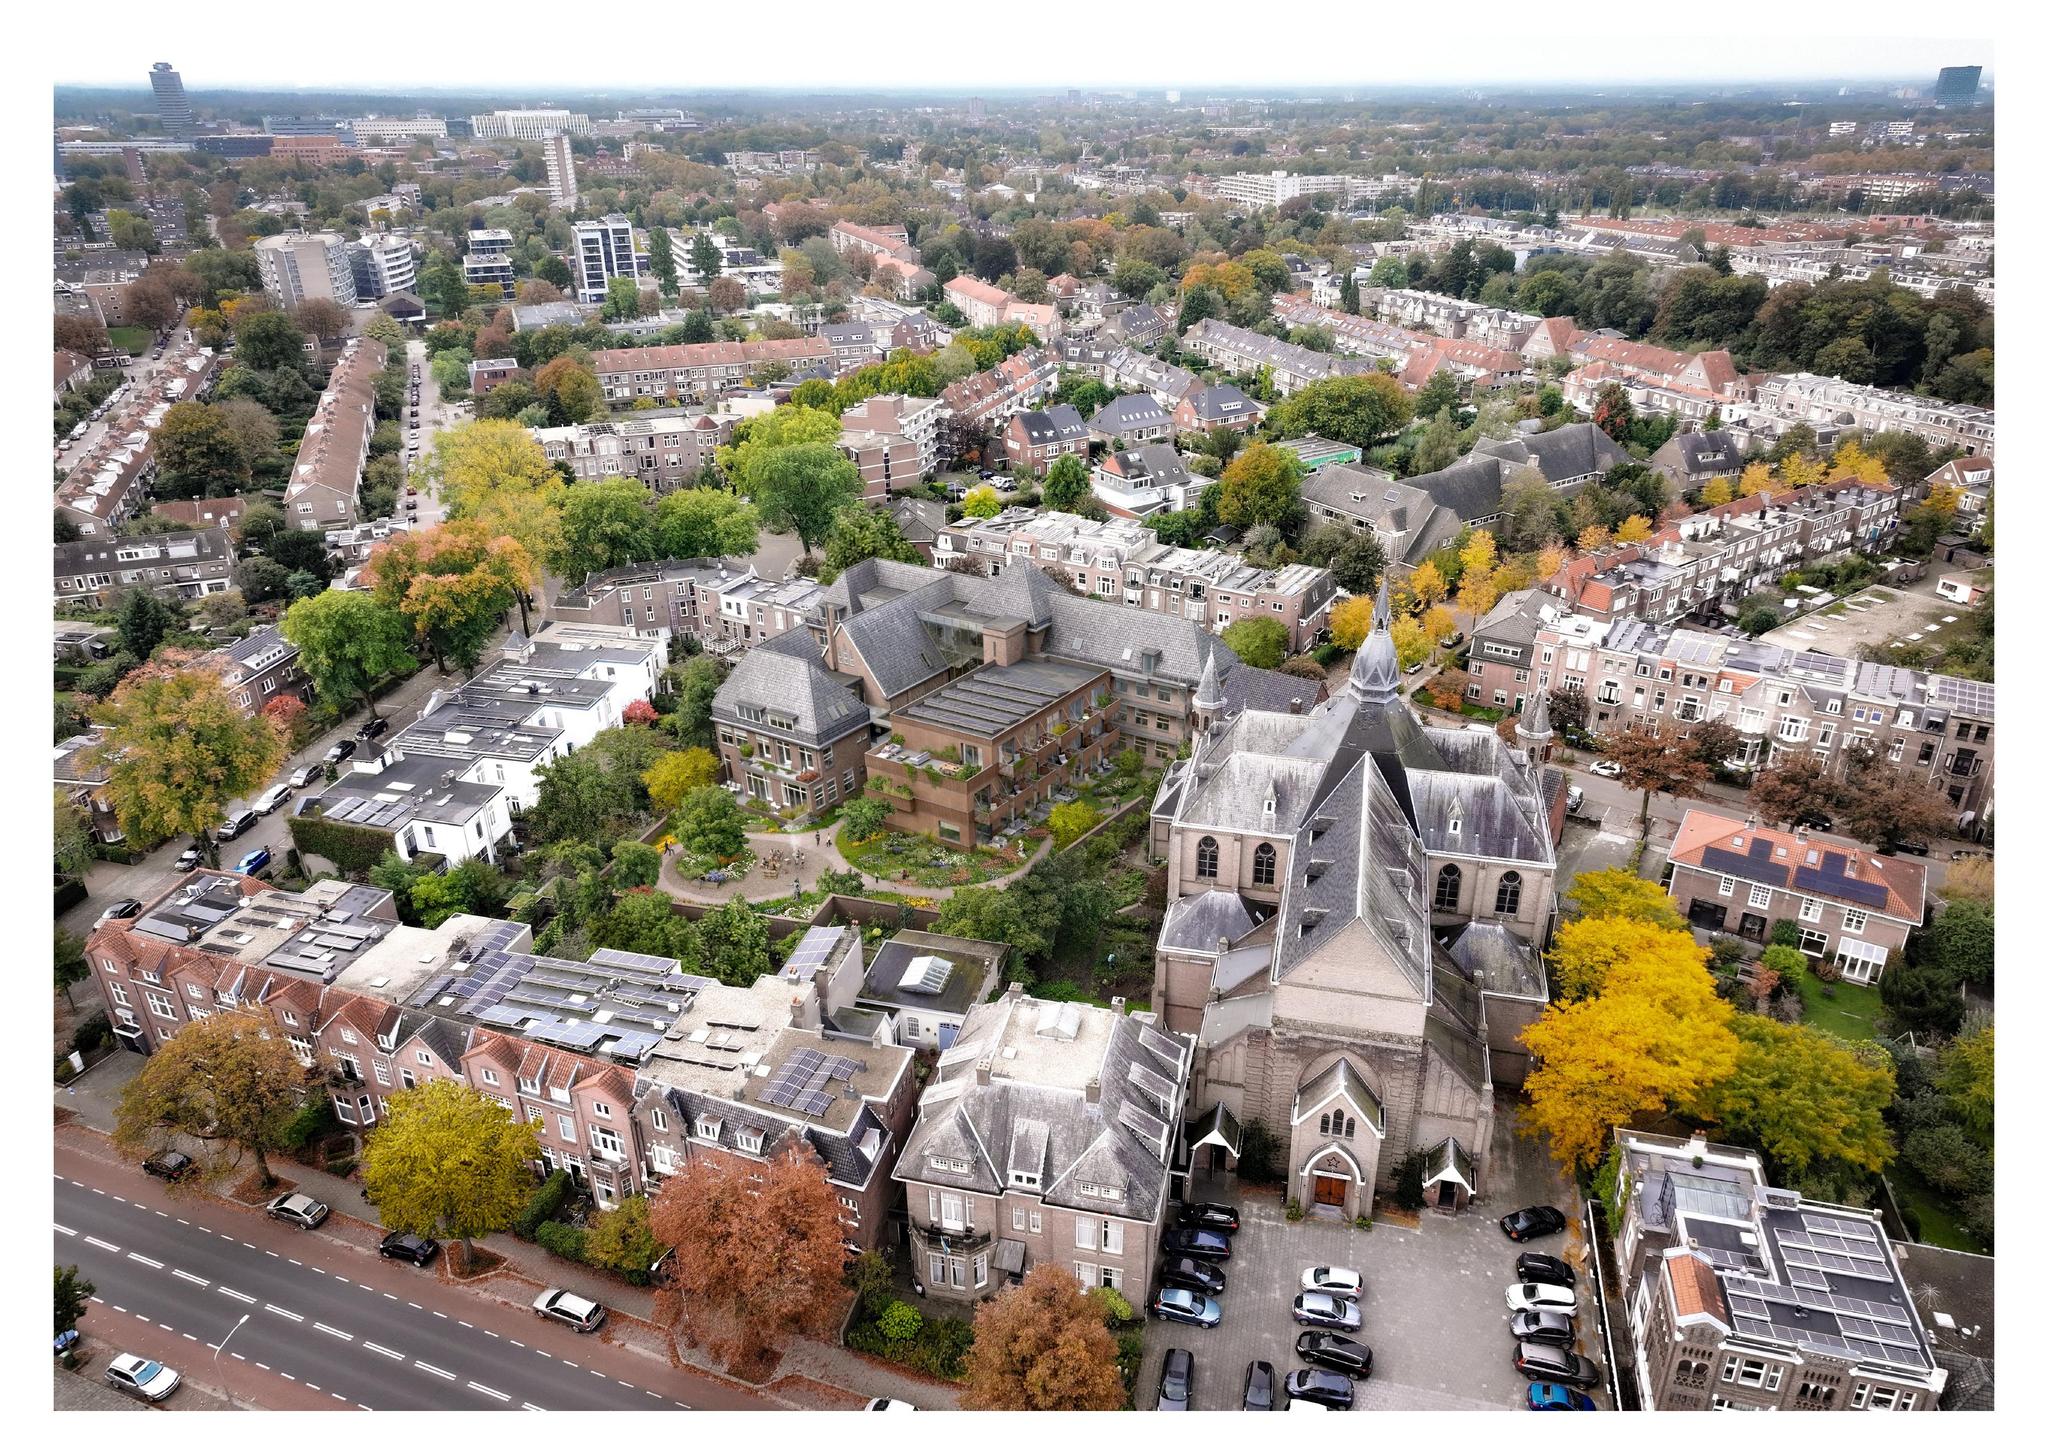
top-left (287, 814), bottom-right (397, 876)
top-left (280, 1096), bottom-right (338, 1151)
top-left (69, 1013), bottom-right (112, 1056)
top-left (1285, 1198), bottom-right (1304, 1222)
top-left (878, 1300), bottom-right (923, 1341)
top-left (1393, 1149), bottom-right (1427, 1211)
top-left (1769, 919), bottom-right (1802, 949)
top-left (535, 1219), bottom-right (589, 1263)
top-left (1237, 1118), bottom-right (1283, 1184)
top-left (325, 1156), bottom-right (357, 1177)
top-left (1090, 1286), bottom-right (1135, 1326)
top-left (514, 1169), bottom-right (574, 1240)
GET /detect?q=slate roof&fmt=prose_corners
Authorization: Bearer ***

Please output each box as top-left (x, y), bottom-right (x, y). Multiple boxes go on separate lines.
top-left (710, 643), bottom-right (870, 744)
top-left (1475, 422), bottom-right (1628, 482)
top-left (1442, 920), bottom-right (1547, 1001)
top-left (1180, 384), bottom-right (1261, 424)
top-left (1092, 393), bottom-right (1171, 433)
top-left (1158, 889), bottom-right (1263, 955)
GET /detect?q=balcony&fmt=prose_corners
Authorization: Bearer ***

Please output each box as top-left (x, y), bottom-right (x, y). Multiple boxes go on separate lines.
top-left (912, 1219), bottom-right (991, 1252)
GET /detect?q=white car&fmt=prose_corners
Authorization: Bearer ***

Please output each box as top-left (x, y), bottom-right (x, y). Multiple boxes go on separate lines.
top-left (1299, 1265), bottom-right (1364, 1301)
top-left (105, 1353), bottom-right (182, 1402)
top-left (533, 1287), bottom-right (607, 1332)
top-left (1506, 1282), bottom-right (1580, 1316)
top-left (865, 1398), bottom-right (919, 1410)
top-left (1587, 759), bottom-right (1623, 778)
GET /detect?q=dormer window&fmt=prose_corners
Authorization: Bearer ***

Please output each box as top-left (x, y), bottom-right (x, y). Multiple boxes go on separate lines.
top-left (340, 1027), bottom-right (357, 1044)
top-left (1010, 1170), bottom-right (1041, 1189)
top-left (518, 1075), bottom-right (540, 1095)
top-left (696, 1118), bottom-right (722, 1142)
top-left (736, 1127), bottom-right (766, 1154)
top-left (930, 1155), bottom-right (973, 1175)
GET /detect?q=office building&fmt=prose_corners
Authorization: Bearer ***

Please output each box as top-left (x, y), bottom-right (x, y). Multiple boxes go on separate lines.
top-left (572, 214), bottom-right (638, 303)
top-left (470, 108), bottom-right (592, 139)
top-left (543, 131), bottom-right (579, 209)
top-left (350, 114), bottom-right (449, 143)
top-left (148, 62), bottom-right (192, 139)
top-left (254, 231), bottom-right (358, 308)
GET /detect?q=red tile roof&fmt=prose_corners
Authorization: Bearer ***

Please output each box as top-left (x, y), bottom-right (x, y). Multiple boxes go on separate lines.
top-left (1669, 810), bottom-right (1928, 921)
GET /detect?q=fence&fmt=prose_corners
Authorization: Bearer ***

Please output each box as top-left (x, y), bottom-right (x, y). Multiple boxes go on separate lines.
top-left (1581, 1197), bottom-right (1641, 1411)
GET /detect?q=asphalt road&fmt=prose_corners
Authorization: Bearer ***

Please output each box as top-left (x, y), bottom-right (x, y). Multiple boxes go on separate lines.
top-left (53, 1160), bottom-right (758, 1412)
top-left (404, 338), bottom-right (452, 529)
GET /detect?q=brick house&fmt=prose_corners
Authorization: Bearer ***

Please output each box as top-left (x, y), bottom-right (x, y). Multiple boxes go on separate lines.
top-left (464, 1035), bottom-right (644, 1205)
top-left (712, 635), bottom-right (874, 820)
top-left (1088, 393), bottom-right (1174, 447)
top-left (999, 404), bottom-right (1090, 470)
top-left (1664, 811), bottom-right (1926, 983)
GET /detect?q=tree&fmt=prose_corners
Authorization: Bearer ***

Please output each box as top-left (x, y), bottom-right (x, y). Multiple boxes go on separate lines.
top-left (54, 791), bottom-right (95, 876)
top-left (749, 442), bottom-right (863, 558)
top-left (688, 232), bottom-right (724, 288)
top-left (1605, 728), bottom-right (1711, 838)
top-left (961, 1264), bottom-right (1127, 1411)
top-left (1614, 513), bottom-right (1654, 544)
top-left (113, 1012), bottom-right (304, 1187)
top-left (674, 785), bottom-right (747, 860)
top-left (366, 522), bottom-right (535, 673)
top-left (1835, 766), bottom-right (1954, 853)
top-left (1746, 750), bottom-right (1839, 828)
top-left (1550, 915), bottom-right (1710, 1001)
top-left (1048, 800), bottom-right (1102, 848)
top-left (1329, 594), bottom-right (1376, 651)
top-left (583, 1194), bottom-right (664, 1276)
top-left (1922, 899), bottom-right (1994, 988)
top-left (1697, 1016), bottom-right (1895, 1181)
top-left (718, 406), bottom-right (845, 491)
top-left (1215, 442), bottom-right (1304, 533)
top-left (1222, 616), bottom-right (1289, 670)
top-left (215, 395), bottom-right (281, 472)
top-left (819, 505), bottom-right (922, 581)
top-left (1936, 1024), bottom-right (1994, 1145)
top-left (292, 297), bottom-right (350, 342)
top-left (839, 794), bottom-right (893, 843)
top-left (89, 659), bottom-right (285, 847)
top-left (697, 898), bottom-right (773, 985)
top-left (360, 1080), bottom-right (542, 1270)
top-left (1520, 945), bottom-right (1739, 1169)
top-left (115, 588), bottom-right (180, 660)
top-left (647, 227), bottom-right (680, 300)
top-left (1269, 372), bottom-right (1414, 450)
top-left (282, 589), bottom-right (416, 717)
top-left (667, 656), bottom-right (727, 748)
top-left (708, 276), bottom-right (749, 316)
top-left (1040, 453), bottom-right (1092, 511)
top-left (1327, 533), bottom-right (1386, 596)
top-left (602, 275), bottom-right (645, 320)
top-left (936, 884), bottom-right (1050, 962)
top-left (56, 1265), bottom-right (94, 1339)
top-left (530, 750), bottom-right (640, 846)
top-left (1408, 559), bottom-right (1447, 609)
top-left (652, 487), bottom-right (760, 560)
top-left (554, 478), bottom-right (657, 582)
top-left (1563, 868), bottom-right (1687, 931)
top-left (961, 484), bottom-right (1002, 519)
top-left (532, 354), bottom-right (604, 424)
top-left (644, 747), bottom-right (720, 813)
top-left (649, 1151), bottom-right (849, 1375)
top-left (154, 402), bottom-right (250, 497)
top-left (232, 309), bottom-right (307, 373)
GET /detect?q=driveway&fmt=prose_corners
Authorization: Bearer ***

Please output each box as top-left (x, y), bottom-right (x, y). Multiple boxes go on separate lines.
top-left (1138, 1110), bottom-right (1601, 1412)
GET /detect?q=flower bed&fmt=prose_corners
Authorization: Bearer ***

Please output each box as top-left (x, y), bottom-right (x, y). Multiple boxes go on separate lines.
top-left (839, 831), bottom-right (1023, 887)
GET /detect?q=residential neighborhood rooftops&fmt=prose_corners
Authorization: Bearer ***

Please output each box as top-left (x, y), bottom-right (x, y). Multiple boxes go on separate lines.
top-left (898, 657), bottom-right (1107, 738)
top-left (1668, 810), bottom-right (1928, 921)
top-left (858, 931), bottom-right (1008, 1019)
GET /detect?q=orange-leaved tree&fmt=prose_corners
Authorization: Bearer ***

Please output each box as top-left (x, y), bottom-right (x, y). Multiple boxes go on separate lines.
top-left (961, 1263), bottom-right (1128, 1411)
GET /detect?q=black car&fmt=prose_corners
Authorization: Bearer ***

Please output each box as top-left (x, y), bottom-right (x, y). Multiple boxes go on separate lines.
top-left (1500, 1205), bottom-right (1569, 1242)
top-left (1160, 1257), bottom-right (1225, 1296)
top-left (214, 810), bottom-right (258, 842)
top-left (1510, 1310), bottom-right (1578, 1348)
top-left (1883, 838), bottom-right (1932, 856)
top-left (1792, 808), bottom-right (1835, 831)
top-left (1517, 1252), bottom-right (1577, 1289)
top-left (1295, 1331), bottom-right (1374, 1379)
top-left (1513, 1344), bottom-right (1602, 1389)
top-left (1242, 1360), bottom-right (1278, 1411)
top-left (1159, 1227), bottom-right (1232, 1261)
top-left (1176, 1200), bottom-right (1240, 1233)
top-left (324, 738), bottom-right (358, 765)
top-left (379, 1231), bottom-right (440, 1266)
top-left (356, 716), bottom-right (390, 741)
top-left (1283, 1368), bottom-right (1354, 1409)
top-left (142, 1149), bottom-right (195, 1182)
top-left (1156, 1347), bottom-right (1193, 1411)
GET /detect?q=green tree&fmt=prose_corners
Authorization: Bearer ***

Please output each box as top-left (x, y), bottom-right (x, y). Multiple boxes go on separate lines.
top-left (688, 232), bottom-right (723, 287)
top-left (232, 309), bottom-right (307, 373)
top-left (697, 898), bottom-right (773, 985)
top-left (961, 484), bottom-right (1002, 519)
top-left (717, 406), bottom-right (843, 492)
top-left (674, 785), bottom-right (747, 860)
top-left (820, 504), bottom-right (923, 582)
top-left (1697, 1015), bottom-right (1896, 1181)
top-left (1936, 1024), bottom-right (1994, 1145)
top-left (652, 487), bottom-right (760, 560)
top-left (1922, 899), bottom-right (1994, 988)
top-left (1270, 373), bottom-right (1414, 450)
top-left (583, 1194), bottom-right (664, 1275)
top-left (749, 442), bottom-right (863, 559)
top-left (281, 589), bottom-right (417, 717)
top-left (602, 275), bottom-right (644, 320)
top-left (556, 478), bottom-right (657, 581)
top-left (1215, 442), bottom-right (1303, 533)
top-left (89, 660), bottom-right (285, 847)
top-left (54, 792), bottom-right (95, 876)
top-left (113, 1012), bottom-right (304, 1187)
top-left (529, 750), bottom-right (641, 846)
top-left (647, 227), bottom-right (680, 301)
top-left (1408, 406), bottom-right (1462, 476)
top-left (56, 1265), bottom-right (94, 1338)
top-left (154, 401), bottom-right (252, 498)
top-left (1041, 453), bottom-right (1091, 512)
top-left (839, 794), bottom-right (893, 843)
top-left (666, 656), bottom-right (727, 748)
top-left (1222, 616), bottom-right (1289, 670)
top-left (360, 1080), bottom-right (543, 1270)
top-left (936, 884), bottom-right (1048, 961)
top-left (611, 839), bottom-right (664, 890)
top-left (1047, 800), bottom-right (1101, 848)
top-left (115, 588), bottom-right (180, 660)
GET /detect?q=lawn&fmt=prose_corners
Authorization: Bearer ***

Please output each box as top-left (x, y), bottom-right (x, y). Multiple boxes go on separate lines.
top-left (838, 829), bottom-right (1027, 888)
top-left (1795, 971), bottom-right (1881, 1042)
top-left (1888, 1167), bottom-right (1985, 1253)
top-left (107, 326), bottom-right (152, 355)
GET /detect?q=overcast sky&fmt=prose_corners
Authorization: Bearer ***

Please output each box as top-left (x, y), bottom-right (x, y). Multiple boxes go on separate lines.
top-left (51, 10), bottom-right (1991, 93)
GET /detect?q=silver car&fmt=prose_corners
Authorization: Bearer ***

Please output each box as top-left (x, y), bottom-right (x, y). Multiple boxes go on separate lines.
top-left (532, 1287), bottom-right (607, 1332)
top-left (105, 1353), bottom-right (182, 1402)
top-left (265, 1192), bottom-right (330, 1229)
top-left (1291, 1291), bottom-right (1362, 1331)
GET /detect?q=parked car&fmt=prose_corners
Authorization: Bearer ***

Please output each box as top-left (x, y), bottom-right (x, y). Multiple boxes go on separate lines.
top-left (289, 765), bottom-right (321, 789)
top-left (1792, 808), bottom-right (1834, 831)
top-left (1283, 1368), bottom-right (1354, 1409)
top-left (1159, 1257), bottom-right (1226, 1296)
top-left (324, 738), bottom-right (358, 765)
top-left (96, 898), bottom-right (141, 925)
top-left (1150, 1287), bottom-right (1222, 1328)
top-left (1295, 1331), bottom-right (1373, 1379)
top-left (1516, 1252), bottom-right (1577, 1289)
top-left (405, 486), bottom-right (418, 497)
top-left (379, 1231), bottom-right (440, 1266)
top-left (1155, 1348), bottom-right (1193, 1411)
top-left (104, 1353), bottom-right (182, 1402)
top-left (1175, 1200), bottom-right (1240, 1233)
top-left (863, 1399), bottom-right (917, 1410)
top-left (142, 1149), bottom-right (195, 1182)
top-left (356, 716), bottom-right (390, 741)
top-left (1299, 1266), bottom-right (1363, 1301)
top-left (172, 846), bottom-right (203, 873)
top-left (1159, 1227), bottom-right (1232, 1261)
top-left (255, 783), bottom-right (293, 814)
top-left (1565, 785), bottom-right (1585, 814)
top-left (214, 810), bottom-right (258, 842)
top-left (532, 1287), bottom-right (606, 1333)
top-left (1527, 1383), bottom-right (1598, 1411)
top-left (264, 1192), bottom-right (330, 1229)
top-left (1512, 1344), bottom-right (1602, 1388)
top-left (1291, 1292), bottom-right (1362, 1331)
top-left (1242, 1360), bottom-right (1278, 1410)
top-left (234, 848), bottom-right (272, 877)
top-left (1506, 1283), bottom-right (1579, 1316)
top-left (1499, 1205), bottom-right (1569, 1242)
top-left (1586, 759), bottom-right (1622, 778)
top-left (1883, 839), bottom-right (1932, 856)
top-left (1510, 1310), bottom-right (1578, 1348)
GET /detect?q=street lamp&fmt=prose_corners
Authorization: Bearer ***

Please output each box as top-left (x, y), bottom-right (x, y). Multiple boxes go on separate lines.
top-left (214, 1312), bottom-right (250, 1411)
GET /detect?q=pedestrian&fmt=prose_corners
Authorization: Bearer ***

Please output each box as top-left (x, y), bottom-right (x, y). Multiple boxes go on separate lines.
top-left (814, 830), bottom-right (822, 847)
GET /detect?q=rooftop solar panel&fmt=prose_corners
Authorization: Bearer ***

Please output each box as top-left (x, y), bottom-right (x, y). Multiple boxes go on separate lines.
top-left (1700, 840), bottom-right (1789, 888)
top-left (1791, 865), bottom-right (1891, 910)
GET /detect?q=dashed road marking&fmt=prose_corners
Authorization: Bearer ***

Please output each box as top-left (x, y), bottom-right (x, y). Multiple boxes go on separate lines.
top-left (288, 1258), bottom-right (303, 1267)
top-left (311, 1266), bottom-right (326, 1274)
top-left (314, 1323), bottom-right (352, 1341)
top-left (458, 1319), bottom-right (474, 1329)
top-left (279, 1372), bottom-right (295, 1382)
top-left (363, 1342), bottom-right (404, 1360)
top-left (54, 1223), bottom-right (77, 1236)
top-left (84, 1236), bottom-right (120, 1252)
top-left (110, 1304), bottom-right (129, 1314)
top-left (231, 1352), bottom-right (245, 1361)
top-left (332, 1393), bottom-right (348, 1403)
top-left (127, 1252), bottom-right (164, 1269)
top-left (382, 1293), bottom-right (397, 1301)
top-left (334, 1275), bottom-right (349, 1284)
top-left (264, 1304), bottom-right (304, 1322)
top-left (414, 1361), bottom-right (456, 1381)
top-left (218, 1287), bottom-right (257, 1304)
top-left (173, 1270), bottom-right (209, 1287)
top-left (521, 1403), bottom-right (544, 1412)
top-left (468, 1382), bottom-right (510, 1401)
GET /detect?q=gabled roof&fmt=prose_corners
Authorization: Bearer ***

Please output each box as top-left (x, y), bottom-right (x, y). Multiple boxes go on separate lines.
top-left (1668, 810), bottom-right (1927, 921)
top-left (711, 643), bottom-right (870, 743)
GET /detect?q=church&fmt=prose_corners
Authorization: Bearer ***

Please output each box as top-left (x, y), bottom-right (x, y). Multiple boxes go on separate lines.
top-left (1149, 581), bottom-right (1564, 1217)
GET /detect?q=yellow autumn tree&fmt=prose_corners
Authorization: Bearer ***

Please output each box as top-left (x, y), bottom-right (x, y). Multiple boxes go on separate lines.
top-left (1421, 604), bottom-right (1458, 647)
top-left (1699, 478), bottom-right (1734, 507)
top-left (1534, 544), bottom-right (1569, 583)
top-left (1575, 524), bottom-right (1611, 553)
top-left (1549, 915), bottom-right (1709, 1001)
top-left (1520, 948), bottom-right (1739, 1169)
top-left (1390, 616), bottom-right (1429, 670)
top-left (1458, 530), bottom-right (1498, 579)
top-left (1329, 594), bottom-right (1376, 650)
top-left (1779, 452), bottom-right (1824, 488)
top-left (1923, 482), bottom-right (1962, 522)
top-left (1409, 560), bottom-right (1448, 608)
top-left (1615, 514), bottom-right (1653, 544)
top-left (1457, 568), bottom-right (1500, 627)
top-left (1736, 461), bottom-right (1775, 497)
top-left (1563, 868), bottom-right (1687, 932)
top-left (1826, 439), bottom-right (1888, 485)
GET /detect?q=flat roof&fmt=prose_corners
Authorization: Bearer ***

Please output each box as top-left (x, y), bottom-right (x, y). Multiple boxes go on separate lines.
top-left (898, 657), bottom-right (1104, 738)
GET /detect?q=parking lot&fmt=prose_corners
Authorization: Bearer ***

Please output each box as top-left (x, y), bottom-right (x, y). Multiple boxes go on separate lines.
top-left (1137, 1113), bottom-right (1604, 1411)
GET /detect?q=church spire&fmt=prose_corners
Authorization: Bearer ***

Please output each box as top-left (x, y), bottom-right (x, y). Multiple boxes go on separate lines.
top-left (1347, 575), bottom-right (1400, 708)
top-left (1515, 686), bottom-right (1554, 762)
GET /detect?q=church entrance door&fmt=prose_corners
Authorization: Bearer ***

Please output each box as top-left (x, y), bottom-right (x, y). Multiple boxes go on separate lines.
top-left (1313, 1174), bottom-right (1347, 1209)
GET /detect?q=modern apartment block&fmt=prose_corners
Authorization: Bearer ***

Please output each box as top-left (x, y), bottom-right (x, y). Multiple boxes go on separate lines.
top-left (936, 508), bottom-right (1338, 651)
top-left (1612, 1130), bottom-right (1946, 1411)
top-left (255, 231), bottom-right (359, 308)
top-left (149, 62), bottom-right (192, 138)
top-left (894, 985), bottom-right (1192, 1302)
top-left (1211, 170), bottom-right (1357, 208)
top-left (572, 214), bottom-right (640, 304)
top-left (530, 409), bottom-right (733, 491)
top-left (463, 230), bottom-right (517, 297)
top-left (470, 108), bottom-right (592, 138)
top-left (284, 337), bottom-right (385, 529)
top-left (838, 394), bottom-right (943, 497)
top-left (350, 114), bottom-right (449, 143)
top-left (591, 337), bottom-right (836, 404)
top-left (542, 131), bottom-right (579, 209)
top-left (349, 235), bottom-right (417, 300)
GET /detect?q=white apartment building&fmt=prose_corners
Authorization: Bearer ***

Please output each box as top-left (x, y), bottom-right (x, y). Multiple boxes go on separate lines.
top-left (573, 215), bottom-right (640, 304)
top-left (543, 132), bottom-right (579, 210)
top-left (255, 231), bottom-right (358, 308)
top-left (350, 235), bottom-right (418, 299)
top-left (351, 115), bottom-right (449, 143)
top-left (1736, 373), bottom-right (1995, 460)
top-left (470, 108), bottom-right (592, 139)
top-left (1212, 170), bottom-right (1353, 208)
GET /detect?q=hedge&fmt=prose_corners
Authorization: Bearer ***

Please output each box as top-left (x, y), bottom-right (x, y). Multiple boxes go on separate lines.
top-left (535, 1220), bottom-right (588, 1263)
top-left (514, 1169), bottom-right (574, 1241)
top-left (55, 875), bottom-right (88, 917)
top-left (287, 814), bottom-right (398, 877)
top-left (281, 1097), bottom-right (339, 1151)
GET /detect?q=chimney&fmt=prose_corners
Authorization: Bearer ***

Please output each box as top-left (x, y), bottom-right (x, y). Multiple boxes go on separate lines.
top-left (976, 1056), bottom-right (993, 1086)
top-left (1005, 981), bottom-right (1024, 1000)
top-left (1110, 995), bottom-right (1126, 1014)
top-left (790, 992), bottom-right (808, 1026)
top-left (1086, 1077), bottom-right (1102, 1104)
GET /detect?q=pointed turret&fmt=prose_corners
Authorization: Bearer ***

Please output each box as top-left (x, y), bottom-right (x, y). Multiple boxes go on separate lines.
top-left (1347, 575), bottom-right (1400, 708)
top-left (1192, 646), bottom-right (1225, 730)
top-left (1515, 686), bottom-right (1554, 762)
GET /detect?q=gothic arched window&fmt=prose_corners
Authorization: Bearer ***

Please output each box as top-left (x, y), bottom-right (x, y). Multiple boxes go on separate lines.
top-left (1433, 863), bottom-right (1462, 911)
top-left (1252, 843), bottom-right (1277, 886)
top-left (1196, 836), bottom-right (1219, 879)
